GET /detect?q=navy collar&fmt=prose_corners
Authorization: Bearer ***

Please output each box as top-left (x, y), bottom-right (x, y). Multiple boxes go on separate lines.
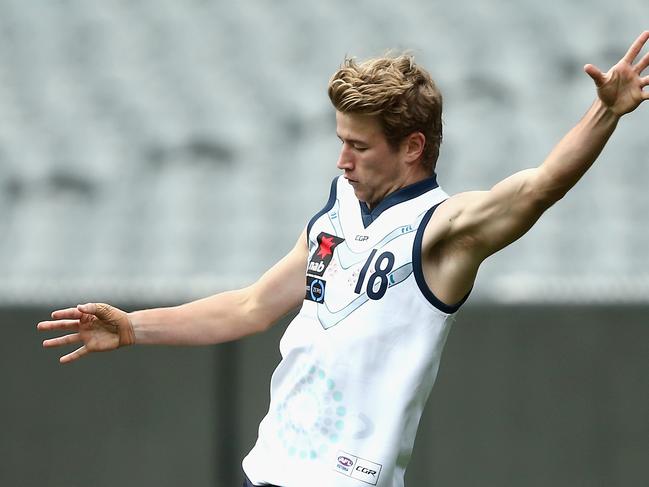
top-left (358, 174), bottom-right (439, 228)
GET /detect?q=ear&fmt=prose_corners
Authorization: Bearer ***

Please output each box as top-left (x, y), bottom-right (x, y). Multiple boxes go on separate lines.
top-left (402, 132), bottom-right (426, 164)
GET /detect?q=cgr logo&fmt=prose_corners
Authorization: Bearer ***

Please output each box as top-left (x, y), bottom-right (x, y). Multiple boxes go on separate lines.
top-left (334, 450), bottom-right (382, 485)
top-left (356, 466), bottom-right (377, 476)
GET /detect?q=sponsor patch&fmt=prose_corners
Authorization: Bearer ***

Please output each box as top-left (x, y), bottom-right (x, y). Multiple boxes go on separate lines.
top-left (333, 450), bottom-right (382, 485)
top-left (307, 232), bottom-right (344, 276)
top-left (305, 276), bottom-right (326, 303)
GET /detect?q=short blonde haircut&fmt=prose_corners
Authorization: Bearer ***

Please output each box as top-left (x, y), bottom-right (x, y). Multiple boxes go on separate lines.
top-left (328, 54), bottom-right (443, 171)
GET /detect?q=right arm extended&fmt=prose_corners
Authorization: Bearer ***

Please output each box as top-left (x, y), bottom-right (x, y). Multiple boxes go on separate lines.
top-left (38, 229), bottom-right (309, 363)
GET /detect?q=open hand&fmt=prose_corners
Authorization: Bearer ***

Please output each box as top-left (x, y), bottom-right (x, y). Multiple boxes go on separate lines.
top-left (37, 303), bottom-right (135, 364)
top-left (584, 31), bottom-right (649, 116)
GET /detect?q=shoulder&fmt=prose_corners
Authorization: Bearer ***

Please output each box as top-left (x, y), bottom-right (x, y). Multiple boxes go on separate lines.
top-left (421, 190), bottom-right (487, 250)
top-left (415, 191), bottom-right (488, 307)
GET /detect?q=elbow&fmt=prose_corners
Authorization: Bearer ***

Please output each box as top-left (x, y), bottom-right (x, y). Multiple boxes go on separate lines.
top-left (240, 287), bottom-right (273, 334)
top-left (254, 314), bottom-right (274, 333)
top-left (529, 171), bottom-right (569, 209)
top-left (535, 185), bottom-right (567, 209)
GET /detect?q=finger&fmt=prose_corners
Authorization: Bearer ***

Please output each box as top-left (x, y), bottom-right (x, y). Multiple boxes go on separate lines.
top-left (43, 333), bottom-right (82, 348)
top-left (37, 319), bottom-right (80, 331)
top-left (51, 307), bottom-right (84, 320)
top-left (584, 64), bottom-right (605, 86)
top-left (60, 345), bottom-right (88, 364)
top-left (635, 50), bottom-right (649, 73)
top-left (623, 30), bottom-right (649, 64)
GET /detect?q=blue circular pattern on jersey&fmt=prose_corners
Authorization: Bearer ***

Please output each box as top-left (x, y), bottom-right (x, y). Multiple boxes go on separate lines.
top-left (275, 363), bottom-right (347, 460)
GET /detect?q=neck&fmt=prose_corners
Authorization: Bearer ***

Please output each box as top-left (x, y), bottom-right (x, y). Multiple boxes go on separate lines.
top-left (364, 171), bottom-right (436, 210)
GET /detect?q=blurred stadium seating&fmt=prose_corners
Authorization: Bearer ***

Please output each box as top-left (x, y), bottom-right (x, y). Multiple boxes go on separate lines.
top-left (0, 0), bottom-right (648, 304)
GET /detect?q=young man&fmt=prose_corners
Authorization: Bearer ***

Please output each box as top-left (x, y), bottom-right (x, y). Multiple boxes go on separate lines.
top-left (39, 32), bottom-right (649, 487)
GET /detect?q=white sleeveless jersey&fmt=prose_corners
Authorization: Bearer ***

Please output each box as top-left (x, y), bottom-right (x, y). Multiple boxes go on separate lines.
top-left (243, 176), bottom-right (468, 487)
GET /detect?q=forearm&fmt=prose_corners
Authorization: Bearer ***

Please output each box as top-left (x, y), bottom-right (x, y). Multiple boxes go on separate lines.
top-left (129, 288), bottom-right (264, 346)
top-left (536, 99), bottom-right (620, 201)
top-left (456, 99), bottom-right (621, 255)
top-left (130, 231), bottom-right (309, 346)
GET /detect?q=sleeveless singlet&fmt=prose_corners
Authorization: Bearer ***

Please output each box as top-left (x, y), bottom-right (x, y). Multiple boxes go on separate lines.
top-left (243, 175), bottom-right (467, 487)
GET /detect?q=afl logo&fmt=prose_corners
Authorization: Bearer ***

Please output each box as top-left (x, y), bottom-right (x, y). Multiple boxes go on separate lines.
top-left (338, 456), bottom-right (354, 467)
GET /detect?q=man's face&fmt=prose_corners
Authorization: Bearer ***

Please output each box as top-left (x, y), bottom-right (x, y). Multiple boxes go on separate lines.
top-left (335, 111), bottom-right (406, 209)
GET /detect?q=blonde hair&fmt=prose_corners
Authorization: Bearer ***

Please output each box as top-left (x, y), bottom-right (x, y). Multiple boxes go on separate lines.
top-left (328, 54), bottom-right (443, 171)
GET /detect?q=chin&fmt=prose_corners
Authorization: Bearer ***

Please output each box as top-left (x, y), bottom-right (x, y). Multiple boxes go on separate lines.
top-left (352, 188), bottom-right (367, 203)
top-left (349, 183), bottom-right (372, 205)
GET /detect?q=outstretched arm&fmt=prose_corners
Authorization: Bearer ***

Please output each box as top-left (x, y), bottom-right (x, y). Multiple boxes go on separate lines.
top-left (536, 30), bottom-right (649, 201)
top-left (38, 229), bottom-right (309, 363)
top-left (423, 31), bottom-right (649, 304)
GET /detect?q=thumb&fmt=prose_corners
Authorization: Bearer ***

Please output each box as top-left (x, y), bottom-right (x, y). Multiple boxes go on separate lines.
top-left (584, 63), bottom-right (605, 86)
top-left (76, 302), bottom-right (134, 346)
top-left (77, 302), bottom-right (113, 318)
top-left (77, 302), bottom-right (99, 315)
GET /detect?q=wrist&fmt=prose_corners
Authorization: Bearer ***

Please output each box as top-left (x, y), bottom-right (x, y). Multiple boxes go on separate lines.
top-left (121, 312), bottom-right (137, 346)
top-left (593, 97), bottom-right (623, 120)
top-left (588, 98), bottom-right (622, 128)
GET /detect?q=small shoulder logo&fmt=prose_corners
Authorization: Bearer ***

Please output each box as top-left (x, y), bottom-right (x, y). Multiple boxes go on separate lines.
top-left (305, 276), bottom-right (326, 303)
top-left (307, 232), bottom-right (344, 276)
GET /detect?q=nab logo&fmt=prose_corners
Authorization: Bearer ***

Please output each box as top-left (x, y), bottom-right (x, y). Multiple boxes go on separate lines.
top-left (307, 232), bottom-right (345, 277)
top-left (308, 260), bottom-right (326, 274)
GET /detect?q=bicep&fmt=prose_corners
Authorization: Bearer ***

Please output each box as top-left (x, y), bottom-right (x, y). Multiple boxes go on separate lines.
top-left (446, 168), bottom-right (553, 258)
top-left (421, 169), bottom-right (556, 305)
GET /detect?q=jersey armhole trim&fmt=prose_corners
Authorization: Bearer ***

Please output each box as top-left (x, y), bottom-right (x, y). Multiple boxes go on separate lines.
top-left (412, 202), bottom-right (471, 314)
top-left (306, 176), bottom-right (339, 240)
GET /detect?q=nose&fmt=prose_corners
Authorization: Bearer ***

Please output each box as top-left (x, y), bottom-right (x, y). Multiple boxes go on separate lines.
top-left (336, 144), bottom-right (354, 171)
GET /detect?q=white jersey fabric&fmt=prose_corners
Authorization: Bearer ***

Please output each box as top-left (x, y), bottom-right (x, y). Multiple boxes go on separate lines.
top-left (243, 175), bottom-right (468, 487)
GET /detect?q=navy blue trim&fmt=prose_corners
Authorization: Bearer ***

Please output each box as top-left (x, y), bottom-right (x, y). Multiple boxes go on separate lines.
top-left (359, 174), bottom-right (438, 228)
top-left (306, 177), bottom-right (338, 240)
top-left (412, 201), bottom-right (471, 314)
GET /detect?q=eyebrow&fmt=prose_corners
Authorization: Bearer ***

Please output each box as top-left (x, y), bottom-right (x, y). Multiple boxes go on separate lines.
top-left (336, 134), bottom-right (369, 145)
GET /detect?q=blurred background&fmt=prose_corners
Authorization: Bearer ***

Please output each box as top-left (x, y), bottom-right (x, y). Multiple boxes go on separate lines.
top-left (1, 0), bottom-right (648, 486)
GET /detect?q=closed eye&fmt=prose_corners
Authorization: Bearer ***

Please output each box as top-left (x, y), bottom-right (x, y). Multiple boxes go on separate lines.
top-left (337, 135), bottom-right (369, 152)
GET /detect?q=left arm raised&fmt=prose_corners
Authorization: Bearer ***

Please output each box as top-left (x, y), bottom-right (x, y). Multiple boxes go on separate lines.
top-left (441, 30), bottom-right (649, 259)
top-left (422, 32), bottom-right (649, 304)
